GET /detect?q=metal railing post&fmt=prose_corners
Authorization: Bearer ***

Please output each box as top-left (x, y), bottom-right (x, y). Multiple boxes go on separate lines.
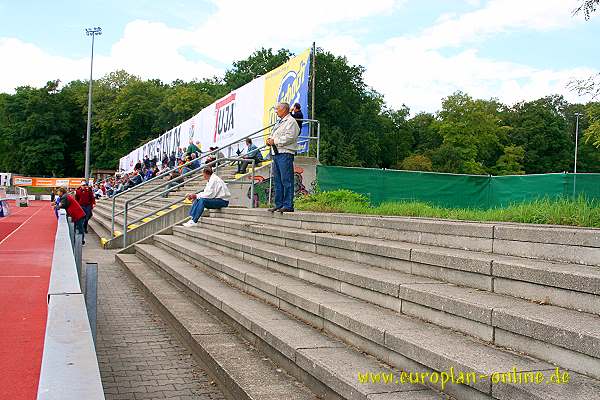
top-left (85, 262), bottom-right (98, 347)
top-left (68, 217), bottom-right (75, 249)
top-left (123, 202), bottom-right (128, 248)
top-left (316, 121), bottom-right (321, 162)
top-left (268, 157), bottom-right (273, 206)
top-left (250, 160), bottom-right (256, 208)
top-left (111, 196), bottom-right (116, 236)
top-left (74, 232), bottom-right (83, 282)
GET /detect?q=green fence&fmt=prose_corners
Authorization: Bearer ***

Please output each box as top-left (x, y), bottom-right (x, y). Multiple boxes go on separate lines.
top-left (316, 166), bottom-right (600, 209)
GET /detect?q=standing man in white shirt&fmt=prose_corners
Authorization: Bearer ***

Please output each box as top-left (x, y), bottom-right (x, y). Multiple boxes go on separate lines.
top-left (266, 102), bottom-right (300, 213)
top-left (182, 167), bottom-right (231, 227)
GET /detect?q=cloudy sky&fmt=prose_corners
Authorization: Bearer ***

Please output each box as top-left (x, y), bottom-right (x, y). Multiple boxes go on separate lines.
top-left (0, 0), bottom-right (598, 112)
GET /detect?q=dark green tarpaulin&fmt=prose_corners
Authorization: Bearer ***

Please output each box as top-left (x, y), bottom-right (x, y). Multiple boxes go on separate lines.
top-left (317, 166), bottom-right (600, 209)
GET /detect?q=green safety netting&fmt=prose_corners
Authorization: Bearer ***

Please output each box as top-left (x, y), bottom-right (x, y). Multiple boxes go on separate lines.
top-left (317, 166), bottom-right (600, 209)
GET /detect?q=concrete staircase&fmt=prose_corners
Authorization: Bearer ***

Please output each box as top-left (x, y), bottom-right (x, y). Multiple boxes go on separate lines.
top-left (90, 164), bottom-right (239, 248)
top-left (116, 207), bottom-right (600, 399)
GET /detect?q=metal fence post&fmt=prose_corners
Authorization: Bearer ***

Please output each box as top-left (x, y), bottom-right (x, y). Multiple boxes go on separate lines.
top-left (250, 160), bottom-right (256, 208)
top-left (111, 196), bottom-right (116, 237)
top-left (268, 158), bottom-right (273, 207)
top-left (74, 232), bottom-right (83, 282)
top-left (123, 202), bottom-right (128, 248)
top-left (85, 262), bottom-right (98, 347)
top-left (68, 217), bottom-right (75, 249)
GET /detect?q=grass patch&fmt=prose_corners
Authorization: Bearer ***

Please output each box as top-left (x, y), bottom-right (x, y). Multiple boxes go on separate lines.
top-left (294, 190), bottom-right (600, 228)
top-left (23, 186), bottom-right (53, 195)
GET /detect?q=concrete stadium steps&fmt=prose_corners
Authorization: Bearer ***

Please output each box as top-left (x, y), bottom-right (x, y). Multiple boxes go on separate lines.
top-left (173, 216), bottom-right (600, 375)
top-left (210, 208), bottom-right (600, 267)
top-left (90, 199), bottom-right (190, 249)
top-left (114, 253), bottom-right (321, 400)
top-left (120, 229), bottom-right (600, 400)
top-left (116, 249), bottom-right (442, 400)
top-left (115, 207), bottom-right (600, 399)
top-left (207, 208), bottom-right (600, 314)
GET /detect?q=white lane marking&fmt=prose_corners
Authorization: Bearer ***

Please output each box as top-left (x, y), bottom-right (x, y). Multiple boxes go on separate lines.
top-left (0, 206), bottom-right (45, 246)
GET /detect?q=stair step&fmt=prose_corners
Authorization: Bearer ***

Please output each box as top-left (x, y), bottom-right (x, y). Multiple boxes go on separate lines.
top-left (169, 224), bottom-right (600, 380)
top-left (203, 214), bottom-right (600, 314)
top-left (125, 246), bottom-right (442, 400)
top-left (115, 253), bottom-right (320, 400)
top-left (136, 235), bottom-right (600, 400)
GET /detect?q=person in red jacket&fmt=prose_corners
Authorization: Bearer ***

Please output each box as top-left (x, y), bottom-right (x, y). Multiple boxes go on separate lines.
top-left (75, 180), bottom-right (95, 234)
top-left (55, 187), bottom-right (87, 245)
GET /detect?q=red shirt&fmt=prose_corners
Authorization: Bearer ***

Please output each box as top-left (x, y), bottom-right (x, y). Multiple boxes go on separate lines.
top-left (64, 195), bottom-right (86, 222)
top-left (75, 187), bottom-right (96, 207)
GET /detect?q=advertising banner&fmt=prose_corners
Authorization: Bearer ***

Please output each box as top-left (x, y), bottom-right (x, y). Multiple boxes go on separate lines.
top-left (12, 176), bottom-right (87, 188)
top-left (119, 49), bottom-right (312, 172)
top-left (0, 173), bottom-right (11, 186)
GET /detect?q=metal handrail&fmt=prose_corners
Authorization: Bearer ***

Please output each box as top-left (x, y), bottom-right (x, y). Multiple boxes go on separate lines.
top-left (111, 119), bottom-right (319, 231)
top-left (119, 134), bottom-right (317, 234)
top-left (123, 158), bottom-right (258, 231)
top-left (112, 119), bottom-right (320, 245)
top-left (110, 122), bottom-right (279, 233)
top-left (121, 155), bottom-right (260, 246)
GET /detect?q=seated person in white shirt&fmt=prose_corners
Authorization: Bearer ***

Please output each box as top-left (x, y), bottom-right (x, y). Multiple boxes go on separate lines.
top-left (182, 166), bottom-right (231, 227)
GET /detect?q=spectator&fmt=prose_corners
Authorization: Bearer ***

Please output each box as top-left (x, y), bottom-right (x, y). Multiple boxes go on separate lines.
top-left (187, 139), bottom-right (199, 156)
top-left (143, 155), bottom-right (151, 169)
top-left (205, 146), bottom-right (225, 166)
top-left (182, 167), bottom-right (230, 227)
top-left (291, 102), bottom-right (304, 129)
top-left (169, 152), bottom-right (176, 168)
top-left (75, 180), bottom-right (95, 234)
top-left (93, 185), bottom-right (103, 199)
top-left (162, 152), bottom-right (169, 168)
top-left (266, 102), bottom-right (300, 213)
top-left (144, 167), bottom-right (154, 181)
top-left (190, 152), bottom-right (201, 170)
top-left (55, 187), bottom-right (87, 245)
top-left (129, 171), bottom-right (143, 188)
top-left (134, 159), bottom-right (142, 172)
top-left (162, 169), bottom-right (183, 198)
top-left (236, 138), bottom-right (263, 174)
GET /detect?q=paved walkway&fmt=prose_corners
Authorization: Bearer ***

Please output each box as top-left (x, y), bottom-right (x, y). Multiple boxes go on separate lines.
top-left (83, 233), bottom-right (225, 400)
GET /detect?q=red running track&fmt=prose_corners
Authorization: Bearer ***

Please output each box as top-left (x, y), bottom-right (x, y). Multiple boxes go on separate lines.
top-left (0, 201), bottom-right (57, 400)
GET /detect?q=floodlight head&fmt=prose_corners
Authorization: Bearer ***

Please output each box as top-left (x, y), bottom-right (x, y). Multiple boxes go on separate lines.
top-left (85, 27), bottom-right (102, 36)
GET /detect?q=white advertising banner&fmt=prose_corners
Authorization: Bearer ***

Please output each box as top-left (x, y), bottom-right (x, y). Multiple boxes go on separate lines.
top-left (0, 173), bottom-right (11, 186)
top-left (119, 49), bottom-right (312, 172)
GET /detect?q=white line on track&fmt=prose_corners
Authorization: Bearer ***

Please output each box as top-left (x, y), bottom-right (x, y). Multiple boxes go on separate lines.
top-left (0, 206), bottom-right (45, 246)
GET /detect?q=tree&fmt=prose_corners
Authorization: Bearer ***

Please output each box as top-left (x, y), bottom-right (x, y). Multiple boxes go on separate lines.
top-left (491, 145), bottom-right (525, 175)
top-left (224, 48), bottom-right (293, 90)
top-left (574, 0), bottom-right (599, 19)
top-left (399, 154), bottom-right (433, 172)
top-left (408, 112), bottom-right (442, 154)
top-left (505, 96), bottom-right (573, 173)
top-left (569, 1), bottom-right (599, 99)
top-left (433, 92), bottom-right (507, 174)
top-left (583, 102), bottom-right (600, 148)
top-left (0, 81), bottom-right (85, 176)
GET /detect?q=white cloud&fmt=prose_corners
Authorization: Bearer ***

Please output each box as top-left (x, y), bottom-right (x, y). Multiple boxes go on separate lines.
top-left (415, 0), bottom-right (581, 50)
top-left (0, 0), bottom-right (404, 92)
top-left (0, 0), bottom-right (595, 115)
top-left (364, 44), bottom-right (595, 113)
top-left (356, 0), bottom-right (595, 112)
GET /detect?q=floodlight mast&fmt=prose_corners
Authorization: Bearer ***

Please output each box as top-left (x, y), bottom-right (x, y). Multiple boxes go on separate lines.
top-left (84, 27), bottom-right (102, 181)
